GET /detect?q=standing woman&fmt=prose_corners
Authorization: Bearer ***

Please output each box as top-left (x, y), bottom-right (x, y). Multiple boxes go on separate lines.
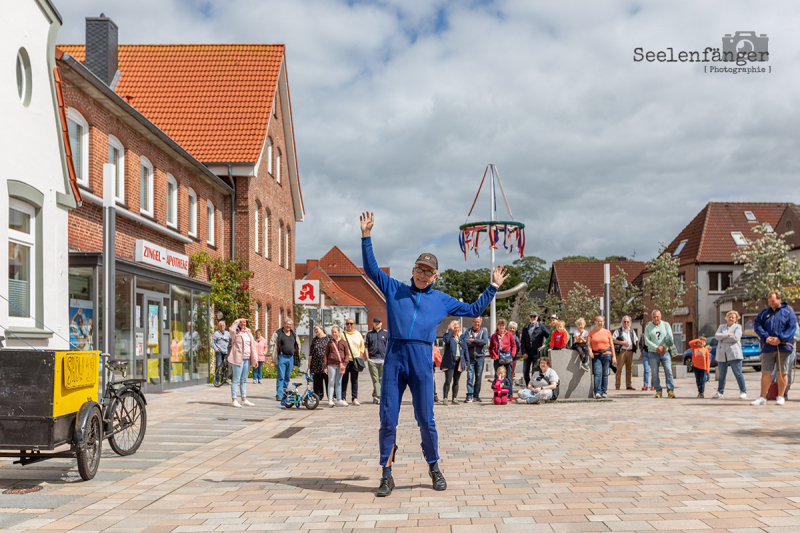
top-left (489, 318), bottom-right (517, 397)
top-left (588, 315), bottom-right (616, 399)
top-left (325, 325), bottom-right (350, 407)
top-left (228, 317), bottom-right (256, 408)
top-left (441, 320), bottom-right (469, 405)
top-left (253, 330), bottom-right (267, 384)
top-left (309, 325), bottom-right (331, 400)
top-left (714, 310), bottom-right (747, 399)
top-left (507, 321), bottom-right (522, 387)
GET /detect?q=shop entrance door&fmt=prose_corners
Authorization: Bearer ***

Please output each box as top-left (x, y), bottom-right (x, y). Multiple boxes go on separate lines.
top-left (134, 290), bottom-right (170, 392)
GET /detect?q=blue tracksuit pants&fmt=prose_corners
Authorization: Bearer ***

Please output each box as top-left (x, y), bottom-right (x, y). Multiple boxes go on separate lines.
top-left (379, 338), bottom-right (438, 466)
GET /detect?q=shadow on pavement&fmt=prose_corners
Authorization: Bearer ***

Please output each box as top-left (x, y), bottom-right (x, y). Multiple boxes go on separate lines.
top-left (203, 476), bottom-right (421, 493)
top-left (733, 428), bottom-right (800, 440)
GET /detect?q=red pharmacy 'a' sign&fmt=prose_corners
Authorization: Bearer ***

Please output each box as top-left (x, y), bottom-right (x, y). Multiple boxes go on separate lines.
top-left (294, 280), bottom-right (320, 304)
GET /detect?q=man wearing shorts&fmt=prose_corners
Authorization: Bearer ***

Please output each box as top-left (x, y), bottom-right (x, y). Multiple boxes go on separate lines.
top-left (752, 290), bottom-right (797, 406)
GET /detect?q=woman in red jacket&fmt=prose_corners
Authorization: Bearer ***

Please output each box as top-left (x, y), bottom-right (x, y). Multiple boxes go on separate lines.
top-left (489, 318), bottom-right (517, 396)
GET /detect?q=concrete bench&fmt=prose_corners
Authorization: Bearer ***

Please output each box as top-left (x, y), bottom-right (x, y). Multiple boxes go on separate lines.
top-left (541, 349), bottom-right (593, 399)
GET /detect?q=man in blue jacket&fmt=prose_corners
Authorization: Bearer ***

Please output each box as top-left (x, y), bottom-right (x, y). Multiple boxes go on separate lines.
top-left (752, 290), bottom-right (798, 406)
top-left (360, 212), bottom-right (508, 497)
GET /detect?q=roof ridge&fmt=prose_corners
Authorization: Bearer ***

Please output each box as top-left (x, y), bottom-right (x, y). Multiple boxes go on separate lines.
top-left (696, 202), bottom-right (712, 263)
top-left (59, 43), bottom-right (285, 48)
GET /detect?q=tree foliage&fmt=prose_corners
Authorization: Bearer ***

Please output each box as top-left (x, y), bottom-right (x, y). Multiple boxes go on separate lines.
top-left (729, 224), bottom-right (800, 310)
top-left (189, 252), bottom-right (255, 324)
top-left (642, 243), bottom-right (689, 318)
top-left (610, 266), bottom-right (643, 323)
top-left (561, 282), bottom-right (601, 326)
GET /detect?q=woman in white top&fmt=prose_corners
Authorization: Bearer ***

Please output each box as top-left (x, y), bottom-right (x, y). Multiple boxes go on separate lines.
top-left (516, 357), bottom-right (559, 404)
top-left (713, 310), bottom-right (747, 399)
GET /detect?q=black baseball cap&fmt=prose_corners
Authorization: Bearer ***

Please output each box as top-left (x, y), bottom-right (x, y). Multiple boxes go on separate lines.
top-left (529, 311), bottom-right (539, 316)
top-left (415, 253), bottom-right (438, 271)
top-left (373, 316), bottom-right (382, 323)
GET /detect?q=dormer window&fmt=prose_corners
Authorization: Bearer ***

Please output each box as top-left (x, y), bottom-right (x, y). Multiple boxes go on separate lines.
top-left (731, 232), bottom-right (747, 246)
top-left (673, 239), bottom-right (688, 256)
top-left (763, 223), bottom-right (774, 233)
top-left (744, 211), bottom-right (757, 222)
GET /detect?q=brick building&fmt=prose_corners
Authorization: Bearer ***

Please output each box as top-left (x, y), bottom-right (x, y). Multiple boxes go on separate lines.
top-left (58, 15), bottom-right (303, 389)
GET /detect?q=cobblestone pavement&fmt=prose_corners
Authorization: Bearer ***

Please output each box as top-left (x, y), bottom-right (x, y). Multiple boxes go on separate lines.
top-left (1, 369), bottom-right (799, 532)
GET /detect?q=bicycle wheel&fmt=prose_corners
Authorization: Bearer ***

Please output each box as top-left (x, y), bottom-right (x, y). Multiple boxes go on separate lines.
top-left (77, 408), bottom-right (102, 481)
top-left (108, 390), bottom-right (147, 456)
top-left (304, 392), bottom-right (320, 410)
top-left (213, 368), bottom-right (223, 387)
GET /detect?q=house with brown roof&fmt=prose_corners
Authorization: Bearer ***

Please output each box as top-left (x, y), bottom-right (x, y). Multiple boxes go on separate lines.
top-left (662, 202), bottom-right (791, 349)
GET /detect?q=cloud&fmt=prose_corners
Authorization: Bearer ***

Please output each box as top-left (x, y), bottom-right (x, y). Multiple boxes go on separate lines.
top-left (56, 0), bottom-right (800, 277)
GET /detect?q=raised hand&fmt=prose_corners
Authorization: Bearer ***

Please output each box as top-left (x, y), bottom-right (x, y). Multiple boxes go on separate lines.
top-left (492, 265), bottom-right (510, 287)
top-left (360, 212), bottom-right (374, 237)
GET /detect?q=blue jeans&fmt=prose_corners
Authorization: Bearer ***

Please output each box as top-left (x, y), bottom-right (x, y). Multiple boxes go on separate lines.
top-left (648, 352), bottom-right (674, 392)
top-left (276, 355), bottom-right (294, 399)
top-left (327, 365), bottom-right (342, 402)
top-left (693, 367), bottom-right (708, 394)
top-left (523, 352), bottom-right (539, 386)
top-left (717, 359), bottom-right (746, 394)
top-left (231, 358), bottom-right (250, 399)
top-left (592, 352), bottom-right (612, 395)
top-left (253, 361), bottom-right (263, 381)
top-left (642, 352), bottom-right (651, 388)
top-left (466, 355), bottom-right (485, 399)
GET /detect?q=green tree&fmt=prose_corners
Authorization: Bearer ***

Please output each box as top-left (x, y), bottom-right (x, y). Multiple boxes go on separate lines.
top-left (561, 282), bottom-right (601, 326)
top-left (189, 252), bottom-right (255, 324)
top-left (557, 255), bottom-right (600, 262)
top-left (610, 266), bottom-right (643, 324)
top-left (642, 243), bottom-right (690, 318)
top-left (508, 255), bottom-right (549, 290)
top-left (729, 224), bottom-right (800, 310)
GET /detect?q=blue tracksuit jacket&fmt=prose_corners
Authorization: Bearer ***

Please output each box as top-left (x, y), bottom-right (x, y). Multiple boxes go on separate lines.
top-left (755, 302), bottom-right (798, 353)
top-left (362, 237), bottom-right (497, 466)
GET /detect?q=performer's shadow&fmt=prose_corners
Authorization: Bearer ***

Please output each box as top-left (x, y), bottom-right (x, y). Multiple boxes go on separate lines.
top-left (204, 476), bottom-right (421, 493)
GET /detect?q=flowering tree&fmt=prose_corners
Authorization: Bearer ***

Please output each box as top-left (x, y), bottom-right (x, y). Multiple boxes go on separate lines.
top-left (189, 252), bottom-right (255, 324)
top-left (642, 244), bottom-right (688, 318)
top-left (562, 282), bottom-right (601, 326)
top-left (729, 224), bottom-right (800, 310)
top-left (610, 266), bottom-right (643, 324)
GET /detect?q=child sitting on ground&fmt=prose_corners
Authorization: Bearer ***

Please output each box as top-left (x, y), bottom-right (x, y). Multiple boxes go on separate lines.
top-left (689, 336), bottom-right (710, 398)
top-left (572, 318), bottom-right (590, 372)
top-left (549, 321), bottom-right (569, 351)
top-left (492, 366), bottom-right (511, 405)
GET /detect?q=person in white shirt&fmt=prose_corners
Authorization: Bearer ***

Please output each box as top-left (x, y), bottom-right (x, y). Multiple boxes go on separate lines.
top-left (516, 357), bottom-right (559, 404)
top-left (612, 316), bottom-right (639, 390)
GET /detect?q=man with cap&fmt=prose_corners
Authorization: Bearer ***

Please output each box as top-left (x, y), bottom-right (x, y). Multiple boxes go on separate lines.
top-left (520, 310), bottom-right (549, 387)
top-left (365, 316), bottom-right (389, 404)
top-left (360, 212), bottom-right (508, 497)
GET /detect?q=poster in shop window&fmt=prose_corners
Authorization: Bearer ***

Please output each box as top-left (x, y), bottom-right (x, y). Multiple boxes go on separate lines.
top-left (69, 299), bottom-right (94, 351)
top-left (148, 304), bottom-right (159, 352)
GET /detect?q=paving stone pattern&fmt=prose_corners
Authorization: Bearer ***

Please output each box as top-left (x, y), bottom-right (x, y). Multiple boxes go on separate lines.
top-left (1, 370), bottom-right (799, 532)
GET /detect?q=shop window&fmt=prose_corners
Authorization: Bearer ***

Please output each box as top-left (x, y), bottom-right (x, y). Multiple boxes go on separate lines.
top-left (192, 289), bottom-right (210, 381)
top-left (166, 174), bottom-right (177, 228)
top-left (171, 285), bottom-right (192, 383)
top-left (708, 271), bottom-right (732, 293)
top-left (188, 188), bottom-right (197, 237)
top-left (68, 267), bottom-right (96, 350)
top-left (267, 137), bottom-right (273, 174)
top-left (207, 200), bottom-right (215, 245)
top-left (108, 135), bottom-right (125, 203)
top-left (67, 108), bottom-right (89, 187)
top-left (276, 149), bottom-right (281, 184)
top-left (8, 199), bottom-right (35, 327)
top-left (115, 274), bottom-right (133, 361)
top-left (140, 156), bottom-right (154, 216)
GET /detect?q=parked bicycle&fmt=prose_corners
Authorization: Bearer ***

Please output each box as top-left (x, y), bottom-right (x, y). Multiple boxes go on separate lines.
top-left (101, 355), bottom-right (147, 455)
top-left (213, 356), bottom-right (231, 388)
top-left (281, 372), bottom-right (320, 410)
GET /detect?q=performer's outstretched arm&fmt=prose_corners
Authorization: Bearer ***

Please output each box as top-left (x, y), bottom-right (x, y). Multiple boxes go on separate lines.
top-left (440, 265), bottom-right (509, 318)
top-left (360, 212), bottom-right (397, 296)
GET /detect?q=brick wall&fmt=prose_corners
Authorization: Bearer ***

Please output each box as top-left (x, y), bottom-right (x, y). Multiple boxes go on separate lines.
top-left (63, 77), bottom-right (230, 282)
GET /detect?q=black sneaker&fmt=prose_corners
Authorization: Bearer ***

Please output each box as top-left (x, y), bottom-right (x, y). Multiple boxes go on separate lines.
top-left (376, 476), bottom-right (395, 497)
top-left (465, 397), bottom-right (473, 403)
top-left (429, 469), bottom-right (447, 491)
top-left (474, 397), bottom-right (483, 403)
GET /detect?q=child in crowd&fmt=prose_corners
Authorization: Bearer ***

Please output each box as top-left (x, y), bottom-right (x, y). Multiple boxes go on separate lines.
top-left (689, 336), bottom-right (710, 398)
top-left (549, 321), bottom-right (569, 351)
top-left (492, 366), bottom-right (511, 405)
top-left (573, 318), bottom-right (590, 372)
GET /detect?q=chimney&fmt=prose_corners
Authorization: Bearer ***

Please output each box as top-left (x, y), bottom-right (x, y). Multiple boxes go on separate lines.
top-left (85, 14), bottom-right (119, 86)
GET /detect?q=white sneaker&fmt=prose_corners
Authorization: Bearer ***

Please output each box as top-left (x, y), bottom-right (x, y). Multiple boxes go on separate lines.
top-left (751, 397), bottom-right (767, 406)
top-left (242, 399), bottom-right (255, 407)
top-left (231, 400), bottom-right (242, 408)
top-left (328, 400), bottom-right (335, 407)
top-left (336, 400), bottom-right (348, 407)
top-left (712, 392), bottom-right (722, 399)
top-left (776, 396), bottom-right (785, 405)
top-left (739, 392), bottom-right (747, 399)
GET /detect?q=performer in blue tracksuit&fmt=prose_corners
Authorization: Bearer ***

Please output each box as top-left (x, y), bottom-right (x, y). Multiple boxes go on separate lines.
top-left (360, 212), bottom-right (509, 497)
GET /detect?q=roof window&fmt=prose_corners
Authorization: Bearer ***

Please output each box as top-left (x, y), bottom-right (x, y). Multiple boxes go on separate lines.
top-left (731, 232), bottom-right (748, 246)
top-left (673, 239), bottom-right (688, 256)
top-left (763, 223), bottom-right (774, 233)
top-left (744, 211), bottom-right (757, 222)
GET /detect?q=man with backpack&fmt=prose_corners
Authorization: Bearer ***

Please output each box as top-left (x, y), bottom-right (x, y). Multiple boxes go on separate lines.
top-left (612, 316), bottom-right (638, 390)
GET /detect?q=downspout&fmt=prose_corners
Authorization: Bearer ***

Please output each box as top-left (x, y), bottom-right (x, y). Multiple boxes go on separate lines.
top-left (229, 164), bottom-right (235, 261)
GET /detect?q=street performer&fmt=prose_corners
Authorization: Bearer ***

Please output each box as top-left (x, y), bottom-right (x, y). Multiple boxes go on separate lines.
top-left (360, 212), bottom-right (509, 497)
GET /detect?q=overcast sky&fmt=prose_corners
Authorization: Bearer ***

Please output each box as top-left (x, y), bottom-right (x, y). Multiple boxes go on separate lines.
top-left (55, 0), bottom-right (800, 278)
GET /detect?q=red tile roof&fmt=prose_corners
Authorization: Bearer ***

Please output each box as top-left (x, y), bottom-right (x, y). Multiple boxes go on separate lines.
top-left (301, 266), bottom-right (366, 307)
top-left (552, 261), bottom-right (646, 297)
top-left (53, 64), bottom-right (82, 205)
top-left (666, 202), bottom-right (791, 264)
top-left (58, 44), bottom-right (283, 163)
top-left (318, 246), bottom-right (362, 274)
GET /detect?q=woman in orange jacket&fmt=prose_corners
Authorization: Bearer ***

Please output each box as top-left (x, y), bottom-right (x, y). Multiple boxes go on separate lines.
top-left (689, 337), bottom-right (710, 398)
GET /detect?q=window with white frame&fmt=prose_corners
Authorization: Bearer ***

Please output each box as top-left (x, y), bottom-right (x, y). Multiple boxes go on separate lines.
top-left (264, 209), bottom-right (270, 259)
top-left (278, 221), bottom-right (283, 266)
top-left (254, 206), bottom-right (260, 253)
top-left (672, 239), bottom-right (687, 257)
top-left (279, 308), bottom-right (283, 330)
top-left (731, 232), bottom-right (747, 246)
top-left (188, 188), bottom-right (197, 237)
top-left (108, 135), bottom-right (125, 202)
top-left (744, 211), bottom-right (757, 222)
top-left (286, 226), bottom-right (290, 270)
top-left (265, 306), bottom-right (270, 333)
top-left (8, 199), bottom-right (35, 327)
top-left (67, 108), bottom-right (89, 186)
top-left (166, 174), bottom-right (177, 228)
top-left (267, 138), bottom-right (273, 174)
top-left (276, 149), bottom-right (281, 184)
top-left (256, 302), bottom-right (261, 332)
top-left (207, 200), bottom-right (215, 245)
top-left (139, 156), bottom-right (154, 216)
top-left (708, 271), bottom-right (732, 293)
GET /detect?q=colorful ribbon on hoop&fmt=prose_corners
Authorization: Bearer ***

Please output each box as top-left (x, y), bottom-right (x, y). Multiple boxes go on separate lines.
top-left (460, 224), bottom-right (525, 260)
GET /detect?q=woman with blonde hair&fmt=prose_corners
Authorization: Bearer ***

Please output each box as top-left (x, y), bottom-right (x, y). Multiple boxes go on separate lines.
top-left (325, 325), bottom-right (350, 407)
top-left (713, 310), bottom-right (747, 399)
top-left (441, 320), bottom-right (468, 405)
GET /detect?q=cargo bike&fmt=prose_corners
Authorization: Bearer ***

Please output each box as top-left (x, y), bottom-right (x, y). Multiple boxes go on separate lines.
top-left (0, 351), bottom-right (147, 480)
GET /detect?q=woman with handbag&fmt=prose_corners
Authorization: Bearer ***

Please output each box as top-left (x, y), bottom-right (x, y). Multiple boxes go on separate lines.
top-left (309, 325), bottom-right (331, 400)
top-left (342, 319), bottom-right (367, 406)
top-left (489, 318), bottom-right (517, 397)
top-left (588, 315), bottom-right (616, 399)
top-left (325, 326), bottom-right (350, 407)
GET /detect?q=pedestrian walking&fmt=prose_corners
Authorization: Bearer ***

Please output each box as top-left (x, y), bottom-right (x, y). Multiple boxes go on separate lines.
top-left (489, 318), bottom-right (517, 397)
top-left (713, 310), bottom-right (747, 399)
top-left (309, 325), bottom-right (331, 400)
top-left (520, 311), bottom-right (549, 386)
top-left (644, 310), bottom-right (675, 398)
top-left (365, 317), bottom-right (389, 405)
top-left (325, 325), bottom-right (350, 407)
top-left (751, 290), bottom-right (797, 406)
top-left (212, 320), bottom-right (230, 384)
top-left (441, 320), bottom-right (468, 405)
top-left (228, 317), bottom-right (255, 408)
top-left (272, 318), bottom-right (300, 401)
top-left (341, 319), bottom-right (366, 406)
top-left (689, 336), bottom-right (710, 397)
top-left (253, 329), bottom-right (267, 383)
top-left (612, 316), bottom-right (638, 390)
top-left (465, 317), bottom-right (489, 403)
top-left (588, 315), bottom-right (615, 399)
top-left (359, 212), bottom-right (507, 497)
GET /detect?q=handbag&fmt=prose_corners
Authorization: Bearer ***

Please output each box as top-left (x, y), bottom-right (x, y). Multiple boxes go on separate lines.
top-left (353, 356), bottom-right (366, 372)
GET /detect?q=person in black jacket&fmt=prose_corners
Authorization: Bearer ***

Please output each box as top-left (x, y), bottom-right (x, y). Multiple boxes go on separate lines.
top-left (520, 311), bottom-right (549, 387)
